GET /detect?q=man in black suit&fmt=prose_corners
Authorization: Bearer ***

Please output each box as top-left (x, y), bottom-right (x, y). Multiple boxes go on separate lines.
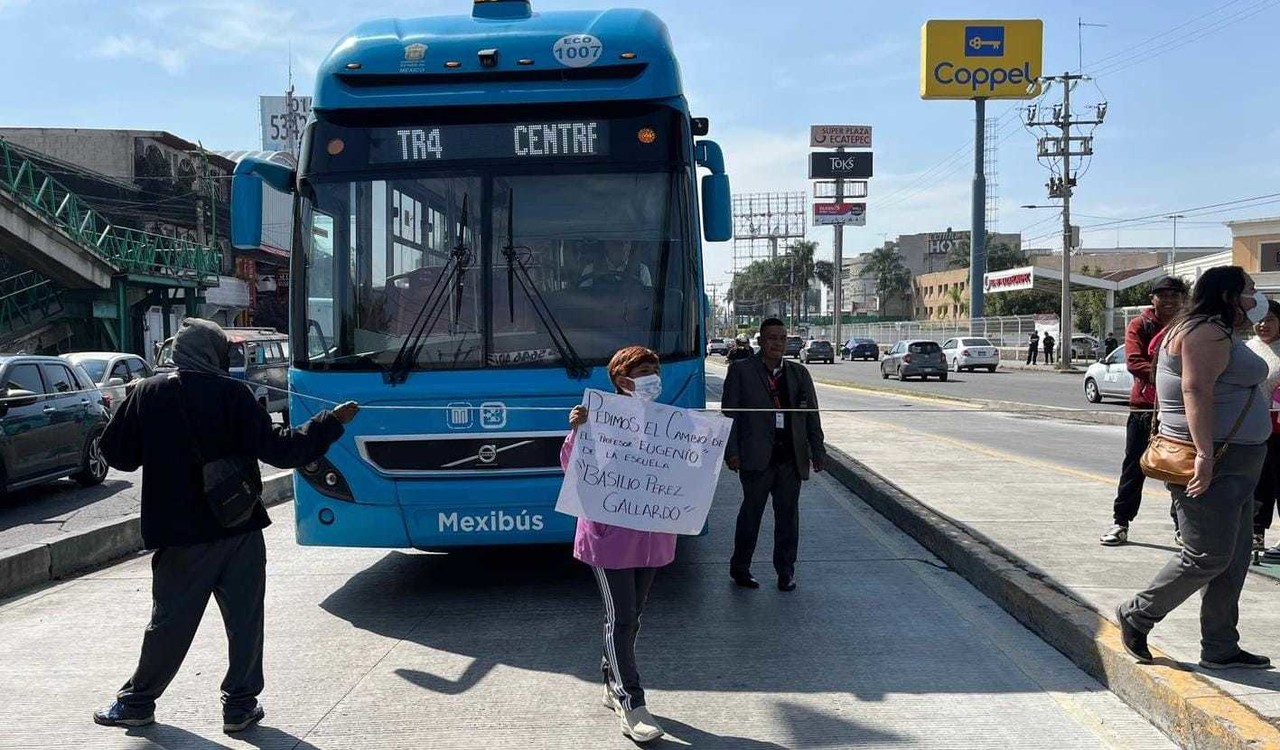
top-left (722, 318), bottom-right (826, 592)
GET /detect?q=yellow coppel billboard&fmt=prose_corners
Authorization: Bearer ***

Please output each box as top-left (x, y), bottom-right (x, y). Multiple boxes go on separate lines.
top-left (920, 20), bottom-right (1043, 100)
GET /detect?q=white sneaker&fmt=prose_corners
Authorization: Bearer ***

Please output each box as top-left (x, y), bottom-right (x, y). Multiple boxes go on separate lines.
top-left (1100, 524), bottom-right (1128, 546)
top-left (619, 705), bottom-right (664, 743)
top-left (602, 686), bottom-right (620, 714)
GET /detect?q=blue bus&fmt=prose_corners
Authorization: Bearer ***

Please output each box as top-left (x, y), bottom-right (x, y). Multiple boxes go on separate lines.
top-left (230, 0), bottom-right (731, 549)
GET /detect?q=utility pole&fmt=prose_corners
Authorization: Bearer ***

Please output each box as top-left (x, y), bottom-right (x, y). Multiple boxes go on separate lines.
top-left (833, 147), bottom-right (845, 350)
top-left (1165, 214), bottom-right (1184, 277)
top-left (1027, 73), bottom-right (1106, 371)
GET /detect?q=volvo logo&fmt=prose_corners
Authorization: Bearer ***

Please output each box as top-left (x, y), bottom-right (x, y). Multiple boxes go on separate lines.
top-left (477, 444), bottom-right (498, 464)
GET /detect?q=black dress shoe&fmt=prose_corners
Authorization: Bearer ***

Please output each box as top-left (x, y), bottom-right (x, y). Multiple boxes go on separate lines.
top-left (1116, 606), bottom-right (1152, 663)
top-left (777, 576), bottom-right (797, 592)
top-left (731, 573), bottom-right (760, 589)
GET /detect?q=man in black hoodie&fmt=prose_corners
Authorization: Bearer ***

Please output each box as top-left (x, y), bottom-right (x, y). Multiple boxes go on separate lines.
top-left (93, 318), bottom-right (357, 734)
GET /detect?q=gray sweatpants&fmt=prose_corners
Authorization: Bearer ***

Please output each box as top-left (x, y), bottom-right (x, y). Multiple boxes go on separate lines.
top-left (592, 566), bottom-right (658, 711)
top-left (116, 529), bottom-right (266, 714)
top-left (1119, 442), bottom-right (1266, 661)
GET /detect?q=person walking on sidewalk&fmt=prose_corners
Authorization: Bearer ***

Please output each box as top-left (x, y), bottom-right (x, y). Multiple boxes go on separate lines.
top-left (1248, 299), bottom-right (1280, 557)
top-left (564, 345), bottom-right (672, 743)
top-left (1117, 267), bottom-right (1273, 670)
top-left (1043, 333), bottom-right (1057, 367)
top-left (92, 319), bottom-right (358, 734)
top-left (1101, 276), bottom-right (1189, 546)
top-left (1026, 331), bottom-right (1041, 365)
top-left (1105, 332), bottom-right (1119, 357)
top-left (722, 317), bottom-right (826, 592)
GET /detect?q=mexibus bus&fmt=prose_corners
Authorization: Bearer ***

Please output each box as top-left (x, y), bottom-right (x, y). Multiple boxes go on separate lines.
top-left (230, 0), bottom-right (730, 549)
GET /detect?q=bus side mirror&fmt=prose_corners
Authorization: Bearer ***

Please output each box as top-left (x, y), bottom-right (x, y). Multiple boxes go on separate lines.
top-left (695, 140), bottom-right (732, 242)
top-left (232, 156), bottom-right (296, 250)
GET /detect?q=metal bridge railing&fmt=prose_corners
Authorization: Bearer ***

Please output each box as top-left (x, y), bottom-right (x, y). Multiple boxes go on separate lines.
top-left (0, 138), bottom-right (220, 282)
top-left (0, 270), bottom-right (63, 337)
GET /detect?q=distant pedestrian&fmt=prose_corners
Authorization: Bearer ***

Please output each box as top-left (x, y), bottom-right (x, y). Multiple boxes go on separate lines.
top-left (1104, 332), bottom-right (1119, 356)
top-left (1043, 333), bottom-right (1056, 365)
top-left (1117, 267), bottom-right (1272, 670)
top-left (1100, 277), bottom-right (1189, 547)
top-left (1248, 299), bottom-right (1280, 557)
top-left (725, 334), bottom-right (753, 363)
top-left (93, 319), bottom-right (358, 734)
top-left (1026, 331), bottom-right (1040, 365)
top-left (564, 345), bottom-right (671, 743)
top-left (722, 317), bottom-right (826, 592)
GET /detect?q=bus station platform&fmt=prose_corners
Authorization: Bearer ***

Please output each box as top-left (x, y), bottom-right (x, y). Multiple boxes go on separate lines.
top-left (0, 472), bottom-right (1171, 749)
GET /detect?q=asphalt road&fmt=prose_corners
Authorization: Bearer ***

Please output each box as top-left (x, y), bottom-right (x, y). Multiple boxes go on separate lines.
top-left (711, 355), bottom-right (1133, 414)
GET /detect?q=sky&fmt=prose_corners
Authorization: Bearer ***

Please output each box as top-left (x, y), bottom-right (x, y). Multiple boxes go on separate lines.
top-left (4, 0), bottom-right (1280, 292)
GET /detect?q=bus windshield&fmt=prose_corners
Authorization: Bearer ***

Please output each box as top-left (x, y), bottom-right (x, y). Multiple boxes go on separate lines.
top-left (299, 108), bottom-right (696, 373)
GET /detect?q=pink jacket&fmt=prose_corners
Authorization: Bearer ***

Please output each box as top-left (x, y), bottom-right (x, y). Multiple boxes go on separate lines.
top-left (561, 430), bottom-right (677, 570)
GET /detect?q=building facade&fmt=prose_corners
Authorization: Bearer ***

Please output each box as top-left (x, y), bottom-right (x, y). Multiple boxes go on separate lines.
top-left (896, 230), bottom-right (1022, 277)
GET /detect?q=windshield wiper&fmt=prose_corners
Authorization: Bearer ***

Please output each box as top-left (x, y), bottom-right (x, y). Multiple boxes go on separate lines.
top-left (385, 193), bottom-right (473, 384)
top-left (502, 190), bottom-right (589, 379)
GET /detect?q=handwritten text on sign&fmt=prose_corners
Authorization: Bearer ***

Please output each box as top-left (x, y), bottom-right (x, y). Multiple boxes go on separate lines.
top-left (555, 389), bottom-right (732, 535)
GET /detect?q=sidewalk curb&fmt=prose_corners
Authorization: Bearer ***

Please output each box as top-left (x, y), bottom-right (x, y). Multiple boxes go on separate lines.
top-left (0, 472), bottom-right (293, 600)
top-left (823, 446), bottom-right (1280, 750)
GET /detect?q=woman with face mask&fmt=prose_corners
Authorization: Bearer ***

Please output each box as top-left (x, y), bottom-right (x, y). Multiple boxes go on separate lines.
top-left (562, 345), bottom-right (673, 743)
top-left (1246, 298), bottom-right (1280, 557)
top-left (1117, 267), bottom-right (1273, 670)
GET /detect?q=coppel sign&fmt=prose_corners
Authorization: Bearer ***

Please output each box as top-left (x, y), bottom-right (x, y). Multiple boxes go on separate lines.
top-left (920, 20), bottom-right (1043, 100)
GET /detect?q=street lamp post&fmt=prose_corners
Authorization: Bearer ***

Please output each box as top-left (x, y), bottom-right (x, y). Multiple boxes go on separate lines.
top-left (1165, 214), bottom-right (1185, 277)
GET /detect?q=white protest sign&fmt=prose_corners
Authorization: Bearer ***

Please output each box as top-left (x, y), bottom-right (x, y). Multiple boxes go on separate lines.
top-left (555, 389), bottom-right (733, 535)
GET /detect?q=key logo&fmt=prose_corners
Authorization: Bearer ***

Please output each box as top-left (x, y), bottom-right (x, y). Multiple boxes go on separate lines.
top-left (965, 26), bottom-right (1005, 57)
top-left (479, 402), bottom-right (508, 430)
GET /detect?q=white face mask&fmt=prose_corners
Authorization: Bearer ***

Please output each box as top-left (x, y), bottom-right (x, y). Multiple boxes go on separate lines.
top-left (629, 374), bottom-right (663, 401)
top-left (1247, 291), bottom-right (1270, 325)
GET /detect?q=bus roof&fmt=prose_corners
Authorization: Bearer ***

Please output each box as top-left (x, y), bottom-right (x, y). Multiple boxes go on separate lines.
top-left (315, 3), bottom-right (683, 111)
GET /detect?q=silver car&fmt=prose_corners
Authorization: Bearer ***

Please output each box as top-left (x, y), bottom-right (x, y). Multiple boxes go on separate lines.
top-left (1083, 345), bottom-right (1132, 403)
top-left (880, 339), bottom-right (948, 381)
top-left (62, 352), bottom-right (153, 416)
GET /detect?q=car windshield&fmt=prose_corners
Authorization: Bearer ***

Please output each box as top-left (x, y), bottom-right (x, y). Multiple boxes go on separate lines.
top-left (74, 358), bottom-right (109, 382)
top-left (960, 338), bottom-right (992, 347)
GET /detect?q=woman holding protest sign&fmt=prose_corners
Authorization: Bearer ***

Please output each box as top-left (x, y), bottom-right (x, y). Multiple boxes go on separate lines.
top-left (563, 345), bottom-right (673, 743)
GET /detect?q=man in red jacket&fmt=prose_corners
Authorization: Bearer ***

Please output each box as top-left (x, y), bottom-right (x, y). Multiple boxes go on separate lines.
top-left (1100, 276), bottom-right (1188, 546)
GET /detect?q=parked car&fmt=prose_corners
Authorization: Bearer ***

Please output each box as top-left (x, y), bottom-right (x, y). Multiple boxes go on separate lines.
top-left (1083, 345), bottom-right (1132, 404)
top-left (61, 352), bottom-right (153, 416)
top-left (785, 335), bottom-right (804, 359)
top-left (799, 339), bottom-right (834, 364)
top-left (0, 355), bottom-right (111, 498)
top-left (706, 338), bottom-right (729, 356)
top-left (1070, 334), bottom-right (1101, 361)
top-left (155, 327), bottom-right (290, 421)
top-left (842, 338), bottom-right (879, 361)
top-left (941, 337), bottom-right (999, 373)
top-left (880, 340), bottom-right (947, 381)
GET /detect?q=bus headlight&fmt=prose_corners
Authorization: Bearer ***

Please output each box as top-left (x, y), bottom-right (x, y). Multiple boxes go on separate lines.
top-left (300, 456), bottom-right (353, 502)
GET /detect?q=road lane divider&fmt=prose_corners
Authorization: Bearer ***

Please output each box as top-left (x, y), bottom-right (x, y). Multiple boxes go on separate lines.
top-left (0, 471), bottom-right (293, 601)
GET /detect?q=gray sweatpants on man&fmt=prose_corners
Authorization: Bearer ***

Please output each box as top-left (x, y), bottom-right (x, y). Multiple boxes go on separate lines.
top-left (1119, 443), bottom-right (1266, 661)
top-left (592, 566), bottom-right (658, 711)
top-left (116, 530), bottom-right (266, 714)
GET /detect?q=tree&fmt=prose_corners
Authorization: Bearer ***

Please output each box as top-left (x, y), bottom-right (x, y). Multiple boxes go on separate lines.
top-left (859, 243), bottom-right (912, 317)
top-left (948, 235), bottom-right (1028, 272)
top-left (786, 239), bottom-right (819, 323)
top-left (944, 285), bottom-right (968, 320)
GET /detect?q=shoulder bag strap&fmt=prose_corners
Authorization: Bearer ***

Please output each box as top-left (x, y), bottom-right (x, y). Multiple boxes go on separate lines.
top-left (1217, 386), bottom-right (1258, 458)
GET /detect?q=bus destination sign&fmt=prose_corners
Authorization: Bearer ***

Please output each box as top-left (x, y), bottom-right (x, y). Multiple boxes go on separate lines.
top-left (370, 121), bottom-right (611, 163)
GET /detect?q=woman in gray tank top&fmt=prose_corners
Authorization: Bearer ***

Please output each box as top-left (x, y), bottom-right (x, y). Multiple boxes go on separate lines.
top-left (1117, 266), bottom-right (1273, 670)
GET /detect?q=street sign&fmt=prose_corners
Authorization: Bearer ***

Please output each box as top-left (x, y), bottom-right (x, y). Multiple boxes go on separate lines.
top-left (260, 94), bottom-right (313, 151)
top-left (810, 125), bottom-right (873, 149)
top-left (813, 202), bottom-right (867, 227)
top-left (812, 180), bottom-right (868, 199)
top-left (920, 19), bottom-right (1043, 100)
top-left (809, 151), bottom-right (873, 179)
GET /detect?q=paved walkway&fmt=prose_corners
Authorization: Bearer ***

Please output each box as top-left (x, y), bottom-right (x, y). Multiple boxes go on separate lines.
top-left (0, 475), bottom-right (1172, 748)
top-left (800, 378), bottom-right (1280, 728)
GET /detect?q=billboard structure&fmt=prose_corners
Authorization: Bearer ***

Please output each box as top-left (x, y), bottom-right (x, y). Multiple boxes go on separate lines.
top-left (731, 192), bottom-right (807, 323)
top-left (260, 91), bottom-right (312, 153)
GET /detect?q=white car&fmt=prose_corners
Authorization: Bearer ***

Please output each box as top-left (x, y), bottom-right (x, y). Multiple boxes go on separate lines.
top-left (61, 352), bottom-right (153, 416)
top-left (1083, 345), bottom-right (1132, 403)
top-left (706, 338), bottom-right (729, 356)
top-left (941, 337), bottom-right (1000, 373)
